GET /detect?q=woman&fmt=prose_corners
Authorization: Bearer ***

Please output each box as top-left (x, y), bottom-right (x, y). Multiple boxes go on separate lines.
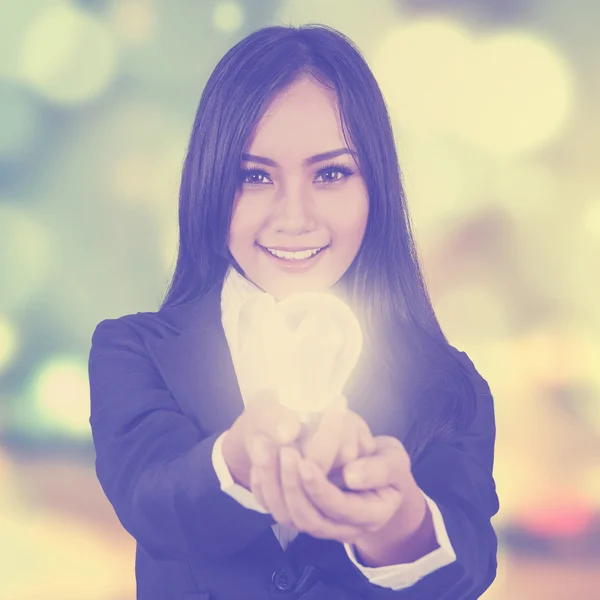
top-left (88, 24), bottom-right (499, 599)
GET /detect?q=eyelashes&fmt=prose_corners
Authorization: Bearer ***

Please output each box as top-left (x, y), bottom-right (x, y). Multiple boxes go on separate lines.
top-left (239, 162), bottom-right (356, 186)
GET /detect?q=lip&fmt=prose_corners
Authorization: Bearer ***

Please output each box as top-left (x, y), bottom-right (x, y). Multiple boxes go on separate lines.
top-left (258, 243), bottom-right (329, 271)
top-left (259, 244), bottom-right (328, 252)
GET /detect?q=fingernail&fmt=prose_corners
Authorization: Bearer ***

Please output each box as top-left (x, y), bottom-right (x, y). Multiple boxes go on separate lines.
top-left (345, 465), bottom-right (363, 486)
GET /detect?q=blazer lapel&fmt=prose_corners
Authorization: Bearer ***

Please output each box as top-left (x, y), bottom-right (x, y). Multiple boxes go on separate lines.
top-left (143, 282), bottom-right (246, 436)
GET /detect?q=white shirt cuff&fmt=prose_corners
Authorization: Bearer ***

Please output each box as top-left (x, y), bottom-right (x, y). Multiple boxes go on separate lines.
top-left (343, 491), bottom-right (457, 590)
top-left (211, 430), bottom-right (269, 514)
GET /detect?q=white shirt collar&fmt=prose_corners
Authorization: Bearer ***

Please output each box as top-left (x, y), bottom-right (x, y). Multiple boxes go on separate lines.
top-left (219, 265), bottom-right (270, 401)
top-left (220, 263), bottom-right (267, 330)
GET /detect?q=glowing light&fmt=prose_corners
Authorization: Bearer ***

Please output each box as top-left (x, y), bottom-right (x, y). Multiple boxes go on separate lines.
top-left (236, 292), bottom-right (363, 422)
top-left (29, 357), bottom-right (91, 439)
top-left (18, 1), bottom-right (119, 105)
top-left (518, 504), bottom-right (594, 537)
top-left (0, 317), bottom-right (19, 372)
top-left (583, 200), bottom-right (600, 238)
top-left (399, 136), bottom-right (492, 245)
top-left (0, 508), bottom-right (133, 599)
top-left (372, 20), bottom-right (575, 156)
top-left (456, 31), bottom-right (575, 156)
top-left (97, 99), bottom-right (188, 211)
top-left (109, 0), bottom-right (158, 45)
top-left (579, 465), bottom-right (600, 508)
top-left (433, 283), bottom-right (513, 343)
top-left (492, 161), bottom-right (559, 220)
top-left (110, 133), bottom-right (186, 209)
top-left (372, 19), bottom-right (474, 137)
top-left (0, 203), bottom-right (54, 311)
top-left (212, 1), bottom-right (245, 34)
top-left (0, 0), bottom-right (49, 79)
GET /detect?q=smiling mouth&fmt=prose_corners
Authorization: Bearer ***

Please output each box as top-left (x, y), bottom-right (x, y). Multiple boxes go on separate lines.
top-left (257, 243), bottom-right (329, 264)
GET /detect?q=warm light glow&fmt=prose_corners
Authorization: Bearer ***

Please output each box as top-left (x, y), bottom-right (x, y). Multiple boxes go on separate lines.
top-left (372, 20), bottom-right (575, 156)
top-left (372, 19), bottom-right (474, 137)
top-left (109, 0), bottom-right (158, 45)
top-left (30, 357), bottom-right (91, 439)
top-left (492, 161), bottom-right (559, 219)
top-left (399, 135), bottom-right (492, 245)
top-left (212, 1), bottom-right (245, 34)
top-left (18, 1), bottom-right (119, 104)
top-left (0, 204), bottom-right (54, 311)
top-left (456, 30), bottom-right (575, 156)
top-left (1, 508), bottom-right (133, 599)
top-left (236, 292), bottom-right (363, 422)
top-left (518, 504), bottom-right (594, 537)
top-left (584, 200), bottom-right (600, 238)
top-left (434, 283), bottom-right (513, 343)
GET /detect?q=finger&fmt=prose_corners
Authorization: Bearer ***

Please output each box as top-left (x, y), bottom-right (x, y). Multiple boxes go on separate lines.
top-left (299, 458), bottom-right (401, 532)
top-left (335, 428), bottom-right (360, 468)
top-left (249, 435), bottom-right (293, 524)
top-left (330, 412), bottom-right (373, 472)
top-left (357, 417), bottom-right (377, 456)
top-left (280, 446), bottom-right (362, 543)
top-left (249, 466), bottom-right (269, 511)
top-left (342, 440), bottom-right (409, 491)
top-left (247, 433), bottom-right (274, 468)
top-left (300, 396), bottom-right (347, 473)
top-left (246, 391), bottom-right (302, 446)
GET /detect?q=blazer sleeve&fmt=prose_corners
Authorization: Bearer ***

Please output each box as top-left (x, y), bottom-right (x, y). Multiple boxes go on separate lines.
top-left (88, 317), bottom-right (276, 563)
top-left (289, 349), bottom-right (499, 599)
top-left (402, 349), bottom-right (500, 599)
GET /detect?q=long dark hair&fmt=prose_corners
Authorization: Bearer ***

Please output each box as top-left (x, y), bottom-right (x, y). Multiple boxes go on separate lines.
top-left (159, 24), bottom-right (477, 461)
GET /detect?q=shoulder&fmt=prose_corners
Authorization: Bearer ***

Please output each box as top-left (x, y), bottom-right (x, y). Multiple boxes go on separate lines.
top-left (449, 345), bottom-right (493, 400)
top-left (89, 310), bottom-right (184, 360)
top-left (89, 294), bottom-right (212, 355)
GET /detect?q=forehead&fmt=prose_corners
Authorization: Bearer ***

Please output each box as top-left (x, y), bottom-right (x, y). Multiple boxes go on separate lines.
top-left (246, 77), bottom-right (348, 155)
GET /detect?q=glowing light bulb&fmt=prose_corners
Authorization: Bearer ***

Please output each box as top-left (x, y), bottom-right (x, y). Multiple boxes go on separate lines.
top-left (236, 292), bottom-right (363, 423)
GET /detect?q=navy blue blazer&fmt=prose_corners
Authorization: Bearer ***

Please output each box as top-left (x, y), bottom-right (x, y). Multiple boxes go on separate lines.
top-left (88, 280), bottom-right (499, 600)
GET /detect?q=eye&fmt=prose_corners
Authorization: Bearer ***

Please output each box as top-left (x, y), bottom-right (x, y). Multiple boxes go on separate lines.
top-left (238, 162), bottom-right (356, 186)
top-left (315, 163), bottom-right (355, 184)
top-left (239, 168), bottom-right (272, 185)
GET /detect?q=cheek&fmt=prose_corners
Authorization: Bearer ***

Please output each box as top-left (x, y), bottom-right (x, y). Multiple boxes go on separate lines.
top-left (332, 202), bottom-right (369, 244)
top-left (229, 201), bottom-right (262, 243)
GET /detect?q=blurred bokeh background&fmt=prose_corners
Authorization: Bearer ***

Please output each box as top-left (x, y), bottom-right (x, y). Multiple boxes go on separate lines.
top-left (0, 0), bottom-right (599, 598)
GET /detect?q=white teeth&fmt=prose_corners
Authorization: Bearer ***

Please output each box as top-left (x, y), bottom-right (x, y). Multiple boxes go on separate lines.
top-left (266, 247), bottom-right (323, 260)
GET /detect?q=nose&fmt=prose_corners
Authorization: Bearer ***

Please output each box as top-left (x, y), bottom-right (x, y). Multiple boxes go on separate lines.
top-left (270, 188), bottom-right (317, 234)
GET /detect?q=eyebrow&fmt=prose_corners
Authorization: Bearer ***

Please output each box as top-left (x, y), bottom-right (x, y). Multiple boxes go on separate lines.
top-left (241, 148), bottom-right (357, 168)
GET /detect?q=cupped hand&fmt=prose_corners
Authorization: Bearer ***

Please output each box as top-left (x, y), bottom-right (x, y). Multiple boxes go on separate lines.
top-left (247, 396), bottom-right (378, 528)
top-left (223, 390), bottom-right (378, 528)
top-left (258, 435), bottom-right (422, 546)
top-left (297, 394), bottom-right (377, 483)
top-left (221, 389), bottom-right (303, 490)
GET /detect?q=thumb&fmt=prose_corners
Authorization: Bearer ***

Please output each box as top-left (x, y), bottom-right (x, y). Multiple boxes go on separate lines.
top-left (247, 389), bottom-right (302, 445)
top-left (274, 407), bottom-right (303, 444)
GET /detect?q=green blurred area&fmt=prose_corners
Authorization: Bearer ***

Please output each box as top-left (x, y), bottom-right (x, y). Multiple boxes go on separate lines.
top-left (0, 1), bottom-right (599, 598)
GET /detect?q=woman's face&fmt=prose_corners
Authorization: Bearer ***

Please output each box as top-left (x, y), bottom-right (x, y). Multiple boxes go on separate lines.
top-left (228, 76), bottom-right (369, 300)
